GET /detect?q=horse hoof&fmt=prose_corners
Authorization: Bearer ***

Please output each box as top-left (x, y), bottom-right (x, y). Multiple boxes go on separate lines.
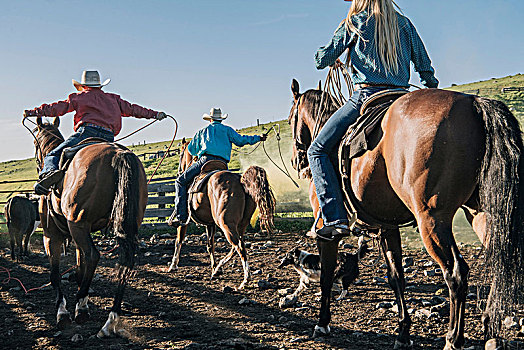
top-left (312, 325), bottom-right (330, 338)
top-left (75, 309), bottom-right (90, 324)
top-left (484, 338), bottom-right (523, 350)
top-left (56, 313), bottom-right (72, 330)
top-left (394, 339), bottom-right (413, 349)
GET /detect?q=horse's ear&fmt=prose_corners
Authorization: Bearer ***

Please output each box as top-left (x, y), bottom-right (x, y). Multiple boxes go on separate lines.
top-left (317, 80), bottom-right (322, 90)
top-left (36, 116), bottom-right (43, 127)
top-left (53, 117), bottom-right (60, 128)
top-left (291, 79), bottom-right (300, 101)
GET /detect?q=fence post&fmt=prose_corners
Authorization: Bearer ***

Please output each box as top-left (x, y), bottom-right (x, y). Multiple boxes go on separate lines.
top-left (158, 191), bottom-right (165, 220)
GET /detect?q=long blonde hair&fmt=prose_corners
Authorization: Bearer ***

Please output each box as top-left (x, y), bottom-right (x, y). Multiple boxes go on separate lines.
top-left (342, 0), bottom-right (401, 75)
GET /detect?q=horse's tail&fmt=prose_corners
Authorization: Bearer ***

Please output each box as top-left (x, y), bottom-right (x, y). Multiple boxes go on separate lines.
top-left (110, 151), bottom-right (142, 281)
top-left (241, 166), bottom-right (276, 233)
top-left (475, 96), bottom-right (524, 336)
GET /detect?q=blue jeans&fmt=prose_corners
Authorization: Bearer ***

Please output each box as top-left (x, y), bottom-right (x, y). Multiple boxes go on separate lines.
top-left (173, 154), bottom-right (227, 222)
top-left (40, 125), bottom-right (114, 176)
top-left (307, 87), bottom-right (387, 226)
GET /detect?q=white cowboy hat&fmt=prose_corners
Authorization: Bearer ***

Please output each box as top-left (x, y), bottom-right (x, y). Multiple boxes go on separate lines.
top-left (203, 108), bottom-right (228, 121)
top-left (72, 70), bottom-right (111, 91)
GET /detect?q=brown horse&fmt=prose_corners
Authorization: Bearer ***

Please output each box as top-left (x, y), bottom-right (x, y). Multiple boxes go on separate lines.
top-left (33, 116), bottom-right (148, 338)
top-left (288, 79), bottom-right (524, 349)
top-left (167, 138), bottom-right (275, 290)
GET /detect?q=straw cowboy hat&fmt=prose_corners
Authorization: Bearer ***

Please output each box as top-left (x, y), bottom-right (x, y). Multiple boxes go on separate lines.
top-left (72, 70), bottom-right (111, 91)
top-left (203, 108), bottom-right (228, 121)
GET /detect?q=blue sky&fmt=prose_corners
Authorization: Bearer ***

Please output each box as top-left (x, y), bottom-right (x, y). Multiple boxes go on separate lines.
top-left (0, 0), bottom-right (522, 162)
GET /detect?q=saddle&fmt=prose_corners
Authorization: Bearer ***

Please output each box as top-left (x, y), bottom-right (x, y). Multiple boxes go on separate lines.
top-left (337, 89), bottom-right (415, 229)
top-left (186, 160), bottom-right (229, 226)
top-left (58, 137), bottom-right (128, 171)
top-left (188, 160), bottom-right (228, 194)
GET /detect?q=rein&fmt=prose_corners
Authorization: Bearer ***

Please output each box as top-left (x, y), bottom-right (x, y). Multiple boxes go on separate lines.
top-left (261, 124), bottom-right (299, 188)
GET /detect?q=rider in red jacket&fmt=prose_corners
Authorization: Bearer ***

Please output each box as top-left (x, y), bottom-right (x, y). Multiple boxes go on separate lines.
top-left (25, 70), bottom-right (166, 195)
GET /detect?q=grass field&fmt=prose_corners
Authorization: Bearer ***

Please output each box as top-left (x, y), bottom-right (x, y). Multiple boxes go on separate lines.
top-left (1, 74), bottom-right (522, 246)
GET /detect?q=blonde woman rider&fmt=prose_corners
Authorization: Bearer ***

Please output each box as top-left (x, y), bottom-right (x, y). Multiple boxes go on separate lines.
top-left (309, 0), bottom-right (438, 240)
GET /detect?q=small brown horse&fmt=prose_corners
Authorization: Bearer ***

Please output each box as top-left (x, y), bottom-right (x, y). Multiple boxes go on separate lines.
top-left (288, 80), bottom-right (524, 349)
top-left (33, 117), bottom-right (148, 338)
top-left (168, 138), bottom-right (275, 290)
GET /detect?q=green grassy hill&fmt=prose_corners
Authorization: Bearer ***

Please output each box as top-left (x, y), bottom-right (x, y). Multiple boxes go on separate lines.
top-left (446, 73), bottom-right (524, 123)
top-left (1, 74), bottom-right (522, 244)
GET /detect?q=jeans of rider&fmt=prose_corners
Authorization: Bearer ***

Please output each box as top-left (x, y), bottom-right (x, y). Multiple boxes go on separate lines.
top-left (307, 86), bottom-right (387, 226)
top-left (40, 125), bottom-right (115, 176)
top-left (173, 154), bottom-right (227, 222)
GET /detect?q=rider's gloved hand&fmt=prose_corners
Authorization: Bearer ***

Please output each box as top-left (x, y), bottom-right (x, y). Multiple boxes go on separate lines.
top-left (24, 109), bottom-right (36, 117)
top-left (260, 134), bottom-right (267, 141)
top-left (155, 112), bottom-right (167, 120)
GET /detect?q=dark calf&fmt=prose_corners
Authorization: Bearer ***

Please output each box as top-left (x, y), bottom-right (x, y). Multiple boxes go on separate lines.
top-left (5, 195), bottom-right (40, 260)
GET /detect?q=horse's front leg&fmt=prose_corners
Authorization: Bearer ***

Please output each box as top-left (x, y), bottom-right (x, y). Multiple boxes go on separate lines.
top-left (380, 229), bottom-right (412, 349)
top-left (43, 231), bottom-right (71, 329)
top-left (168, 225), bottom-right (187, 272)
top-left (313, 238), bottom-right (339, 338)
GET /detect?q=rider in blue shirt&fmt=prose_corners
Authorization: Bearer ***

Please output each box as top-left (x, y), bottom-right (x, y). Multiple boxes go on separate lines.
top-left (169, 108), bottom-right (266, 226)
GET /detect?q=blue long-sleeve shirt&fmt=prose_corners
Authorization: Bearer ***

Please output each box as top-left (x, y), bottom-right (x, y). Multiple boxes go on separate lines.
top-left (315, 11), bottom-right (438, 88)
top-left (187, 121), bottom-right (261, 161)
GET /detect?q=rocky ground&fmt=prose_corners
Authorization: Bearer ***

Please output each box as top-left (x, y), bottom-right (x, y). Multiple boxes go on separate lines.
top-left (1, 231), bottom-right (523, 349)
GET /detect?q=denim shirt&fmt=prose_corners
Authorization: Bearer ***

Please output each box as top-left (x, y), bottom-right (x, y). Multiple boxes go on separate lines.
top-left (315, 11), bottom-right (438, 88)
top-left (187, 121), bottom-right (261, 161)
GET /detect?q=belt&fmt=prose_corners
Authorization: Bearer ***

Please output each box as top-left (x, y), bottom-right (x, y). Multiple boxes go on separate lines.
top-left (203, 154), bottom-right (228, 163)
top-left (356, 83), bottom-right (406, 90)
top-left (83, 123), bottom-right (114, 134)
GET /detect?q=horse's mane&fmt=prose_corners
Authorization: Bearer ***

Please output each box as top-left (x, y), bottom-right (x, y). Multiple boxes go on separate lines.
top-left (33, 123), bottom-right (65, 166)
top-left (289, 88), bottom-right (341, 180)
top-left (33, 123), bottom-right (64, 147)
top-left (299, 89), bottom-right (340, 132)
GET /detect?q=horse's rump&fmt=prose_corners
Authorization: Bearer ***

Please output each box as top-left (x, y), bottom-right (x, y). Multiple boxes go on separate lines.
top-left (57, 143), bottom-right (146, 230)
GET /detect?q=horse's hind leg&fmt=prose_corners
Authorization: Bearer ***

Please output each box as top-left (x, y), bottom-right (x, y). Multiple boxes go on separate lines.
top-left (313, 239), bottom-right (339, 338)
top-left (8, 228), bottom-right (16, 260)
top-left (211, 247), bottom-right (236, 280)
top-left (380, 228), bottom-right (412, 349)
top-left (168, 224), bottom-right (187, 272)
top-left (417, 211), bottom-right (469, 350)
top-left (215, 222), bottom-right (250, 290)
top-left (68, 221), bottom-right (100, 325)
top-left (206, 225), bottom-right (217, 272)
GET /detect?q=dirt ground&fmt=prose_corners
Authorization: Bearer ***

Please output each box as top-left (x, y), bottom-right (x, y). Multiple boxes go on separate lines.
top-left (0, 230), bottom-right (518, 349)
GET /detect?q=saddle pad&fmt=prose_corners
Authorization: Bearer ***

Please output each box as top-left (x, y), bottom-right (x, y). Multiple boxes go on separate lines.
top-left (343, 89), bottom-right (408, 160)
top-left (188, 170), bottom-right (222, 194)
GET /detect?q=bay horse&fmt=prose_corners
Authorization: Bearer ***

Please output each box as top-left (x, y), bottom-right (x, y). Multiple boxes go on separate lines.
top-left (32, 116), bottom-right (148, 338)
top-left (167, 138), bottom-right (275, 290)
top-left (288, 79), bottom-right (524, 349)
